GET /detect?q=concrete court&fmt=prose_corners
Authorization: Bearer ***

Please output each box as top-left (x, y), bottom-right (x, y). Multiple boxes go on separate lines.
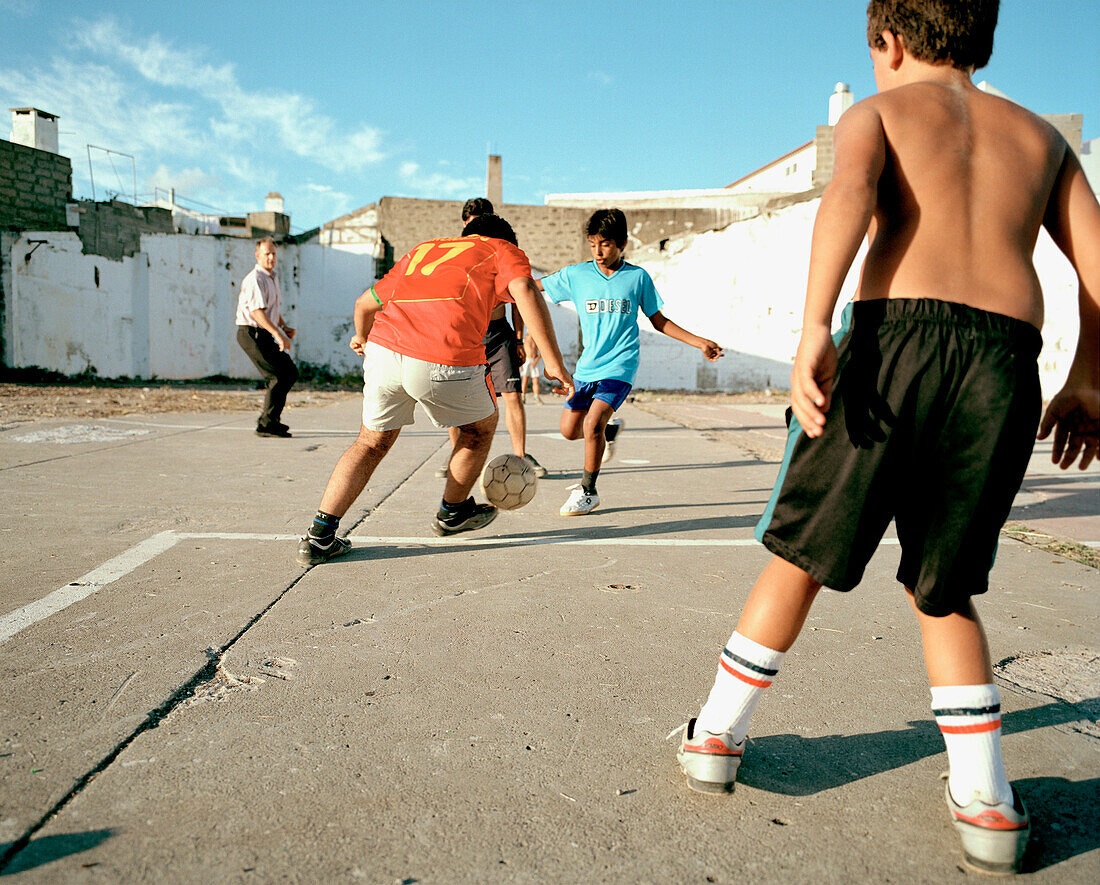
top-left (0, 395), bottom-right (1097, 883)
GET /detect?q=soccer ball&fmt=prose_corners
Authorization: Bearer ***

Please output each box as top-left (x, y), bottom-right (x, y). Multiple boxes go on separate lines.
top-left (480, 454), bottom-right (538, 510)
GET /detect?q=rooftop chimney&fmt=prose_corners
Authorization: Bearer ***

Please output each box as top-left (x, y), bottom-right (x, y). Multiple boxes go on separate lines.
top-left (487, 155), bottom-right (502, 207)
top-left (9, 107), bottom-right (59, 153)
top-left (265, 191), bottom-right (284, 213)
top-left (828, 83), bottom-right (853, 126)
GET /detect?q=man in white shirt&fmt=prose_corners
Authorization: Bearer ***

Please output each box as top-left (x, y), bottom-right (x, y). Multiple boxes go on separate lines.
top-left (235, 237), bottom-right (298, 437)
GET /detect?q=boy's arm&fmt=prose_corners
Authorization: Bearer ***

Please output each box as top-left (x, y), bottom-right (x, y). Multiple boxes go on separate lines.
top-left (647, 311), bottom-right (723, 361)
top-left (1038, 145), bottom-right (1100, 469)
top-left (349, 286), bottom-right (384, 356)
top-left (792, 102), bottom-right (886, 436)
top-left (507, 277), bottom-right (574, 396)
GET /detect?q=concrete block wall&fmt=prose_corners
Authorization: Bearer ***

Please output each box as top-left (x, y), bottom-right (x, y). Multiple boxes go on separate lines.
top-left (324, 197), bottom-right (734, 279)
top-left (74, 199), bottom-right (175, 261)
top-left (811, 125), bottom-right (835, 188)
top-left (0, 138), bottom-right (72, 231)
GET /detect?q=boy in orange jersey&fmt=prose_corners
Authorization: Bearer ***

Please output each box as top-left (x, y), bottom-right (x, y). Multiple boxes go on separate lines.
top-left (296, 214), bottom-right (573, 565)
top-left (677, 0), bottom-right (1099, 875)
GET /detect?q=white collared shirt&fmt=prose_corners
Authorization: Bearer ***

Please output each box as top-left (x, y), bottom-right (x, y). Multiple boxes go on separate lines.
top-left (235, 265), bottom-right (281, 327)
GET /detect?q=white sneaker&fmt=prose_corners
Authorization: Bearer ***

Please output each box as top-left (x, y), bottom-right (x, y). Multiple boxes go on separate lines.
top-left (560, 484), bottom-right (599, 516)
top-left (602, 418), bottom-right (624, 464)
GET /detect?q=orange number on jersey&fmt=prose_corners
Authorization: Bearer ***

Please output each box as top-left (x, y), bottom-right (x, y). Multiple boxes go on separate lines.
top-left (404, 241), bottom-right (476, 277)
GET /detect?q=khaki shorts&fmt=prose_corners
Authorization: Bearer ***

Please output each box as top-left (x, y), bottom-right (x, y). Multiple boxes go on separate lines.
top-left (361, 342), bottom-right (497, 431)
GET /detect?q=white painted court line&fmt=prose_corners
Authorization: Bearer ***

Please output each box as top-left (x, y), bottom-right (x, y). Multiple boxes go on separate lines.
top-left (0, 531), bottom-right (180, 645)
top-left (5, 530), bottom-right (1092, 647)
top-left (100, 419), bottom-right (355, 434)
top-left (183, 532), bottom-right (773, 547)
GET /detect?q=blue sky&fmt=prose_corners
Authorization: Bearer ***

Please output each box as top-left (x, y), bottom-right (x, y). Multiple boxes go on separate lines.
top-left (2, 0), bottom-right (1097, 232)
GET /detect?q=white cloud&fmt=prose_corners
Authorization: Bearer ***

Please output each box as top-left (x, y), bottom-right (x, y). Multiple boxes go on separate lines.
top-left (588, 71), bottom-right (614, 86)
top-left (77, 18), bottom-right (385, 173)
top-left (289, 183), bottom-right (356, 226)
top-left (145, 164), bottom-right (221, 194)
top-left (398, 161), bottom-right (481, 197)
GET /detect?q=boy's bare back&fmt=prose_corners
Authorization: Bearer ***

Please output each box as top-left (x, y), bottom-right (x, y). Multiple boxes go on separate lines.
top-left (853, 80), bottom-right (1066, 329)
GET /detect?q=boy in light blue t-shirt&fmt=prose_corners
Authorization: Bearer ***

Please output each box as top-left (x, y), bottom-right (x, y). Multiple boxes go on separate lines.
top-left (539, 209), bottom-right (723, 516)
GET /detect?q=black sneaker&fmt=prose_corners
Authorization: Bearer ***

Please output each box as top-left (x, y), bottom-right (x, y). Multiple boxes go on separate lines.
top-left (296, 534), bottom-right (351, 565)
top-left (523, 453), bottom-right (548, 477)
top-left (257, 423), bottom-right (292, 438)
top-left (431, 501), bottom-right (498, 536)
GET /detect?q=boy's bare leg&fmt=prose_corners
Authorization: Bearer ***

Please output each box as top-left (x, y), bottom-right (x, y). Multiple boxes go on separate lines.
top-left (735, 555), bottom-right (823, 651)
top-left (560, 408), bottom-right (585, 441)
top-left (908, 590), bottom-right (994, 685)
top-left (559, 401), bottom-right (613, 468)
top-left (909, 588), bottom-right (1012, 811)
top-left (444, 411), bottom-right (498, 504)
top-left (688, 555), bottom-right (820, 761)
top-left (318, 426), bottom-right (401, 517)
top-left (501, 391), bottom-right (527, 456)
top-left (582, 400), bottom-right (614, 471)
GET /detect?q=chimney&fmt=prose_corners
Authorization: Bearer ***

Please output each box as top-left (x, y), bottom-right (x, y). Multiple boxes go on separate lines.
top-left (828, 83), bottom-right (853, 126)
top-left (486, 155), bottom-right (502, 207)
top-left (265, 191), bottom-right (284, 213)
top-left (9, 107), bottom-right (59, 153)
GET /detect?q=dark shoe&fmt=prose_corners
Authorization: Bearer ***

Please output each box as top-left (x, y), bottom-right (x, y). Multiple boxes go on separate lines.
top-left (431, 501), bottom-right (498, 536)
top-left (296, 534), bottom-right (351, 565)
top-left (257, 423), bottom-right (292, 438)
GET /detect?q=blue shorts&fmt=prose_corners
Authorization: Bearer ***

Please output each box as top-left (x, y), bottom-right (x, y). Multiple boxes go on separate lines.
top-left (565, 379), bottom-right (632, 412)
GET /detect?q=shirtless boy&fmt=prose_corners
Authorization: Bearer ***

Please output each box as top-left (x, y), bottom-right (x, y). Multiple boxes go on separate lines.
top-left (677, 0), bottom-right (1099, 874)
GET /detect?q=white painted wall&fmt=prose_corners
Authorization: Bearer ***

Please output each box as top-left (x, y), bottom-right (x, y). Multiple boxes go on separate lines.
top-left (4, 232), bottom-right (374, 379)
top-left (2, 209), bottom-right (1082, 398)
top-left (727, 143), bottom-right (817, 195)
top-left (634, 198), bottom-right (1083, 398)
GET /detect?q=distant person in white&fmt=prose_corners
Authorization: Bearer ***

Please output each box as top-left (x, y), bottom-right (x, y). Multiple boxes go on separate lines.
top-left (235, 236), bottom-right (298, 437)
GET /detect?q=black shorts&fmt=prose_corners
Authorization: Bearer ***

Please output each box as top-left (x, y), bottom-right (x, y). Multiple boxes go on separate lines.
top-left (484, 317), bottom-right (522, 396)
top-left (761, 299), bottom-right (1042, 616)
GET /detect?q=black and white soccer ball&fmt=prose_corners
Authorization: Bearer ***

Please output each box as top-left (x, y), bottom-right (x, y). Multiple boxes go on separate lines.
top-left (479, 454), bottom-right (538, 510)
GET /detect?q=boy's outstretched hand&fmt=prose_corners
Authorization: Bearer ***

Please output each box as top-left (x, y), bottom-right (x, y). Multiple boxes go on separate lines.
top-left (1037, 386), bottom-right (1099, 469)
top-left (790, 324), bottom-right (838, 438)
top-left (700, 339), bottom-right (724, 361)
top-left (542, 363), bottom-right (575, 399)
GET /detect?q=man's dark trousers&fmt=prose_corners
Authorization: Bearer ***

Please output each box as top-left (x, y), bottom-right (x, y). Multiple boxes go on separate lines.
top-left (236, 325), bottom-right (299, 428)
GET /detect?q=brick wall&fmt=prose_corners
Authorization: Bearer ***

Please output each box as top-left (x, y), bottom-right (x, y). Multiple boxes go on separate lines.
top-left (0, 138), bottom-right (72, 231)
top-left (325, 197), bottom-right (731, 277)
top-left (74, 198), bottom-right (175, 261)
top-left (811, 125), bottom-right (835, 189)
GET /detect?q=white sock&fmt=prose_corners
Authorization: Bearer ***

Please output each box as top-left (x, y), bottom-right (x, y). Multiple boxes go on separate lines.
top-left (696, 631), bottom-right (785, 742)
top-left (931, 684), bottom-right (1013, 806)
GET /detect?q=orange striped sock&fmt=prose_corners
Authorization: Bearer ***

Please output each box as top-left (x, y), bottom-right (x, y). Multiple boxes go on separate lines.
top-left (697, 631), bottom-right (784, 742)
top-left (932, 684), bottom-right (1012, 806)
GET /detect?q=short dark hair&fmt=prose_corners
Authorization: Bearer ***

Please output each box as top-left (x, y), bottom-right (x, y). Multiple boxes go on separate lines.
top-left (462, 213), bottom-right (518, 246)
top-left (585, 208), bottom-right (627, 248)
top-left (254, 235), bottom-right (277, 252)
top-left (461, 197), bottom-right (494, 222)
top-left (867, 0), bottom-right (998, 70)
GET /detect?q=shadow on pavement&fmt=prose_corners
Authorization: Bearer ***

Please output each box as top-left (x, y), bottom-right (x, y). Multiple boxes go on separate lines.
top-left (1015, 775), bottom-right (1100, 872)
top-left (738, 698), bottom-right (1098, 798)
top-left (1, 829), bottom-right (115, 875)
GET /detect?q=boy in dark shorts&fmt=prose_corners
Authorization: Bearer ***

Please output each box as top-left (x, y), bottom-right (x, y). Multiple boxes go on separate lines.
top-left (677, 0), bottom-right (1099, 875)
top-left (538, 209), bottom-right (722, 515)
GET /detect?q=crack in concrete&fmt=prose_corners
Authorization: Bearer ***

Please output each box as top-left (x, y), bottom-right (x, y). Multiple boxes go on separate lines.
top-left (0, 442), bottom-right (431, 872)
